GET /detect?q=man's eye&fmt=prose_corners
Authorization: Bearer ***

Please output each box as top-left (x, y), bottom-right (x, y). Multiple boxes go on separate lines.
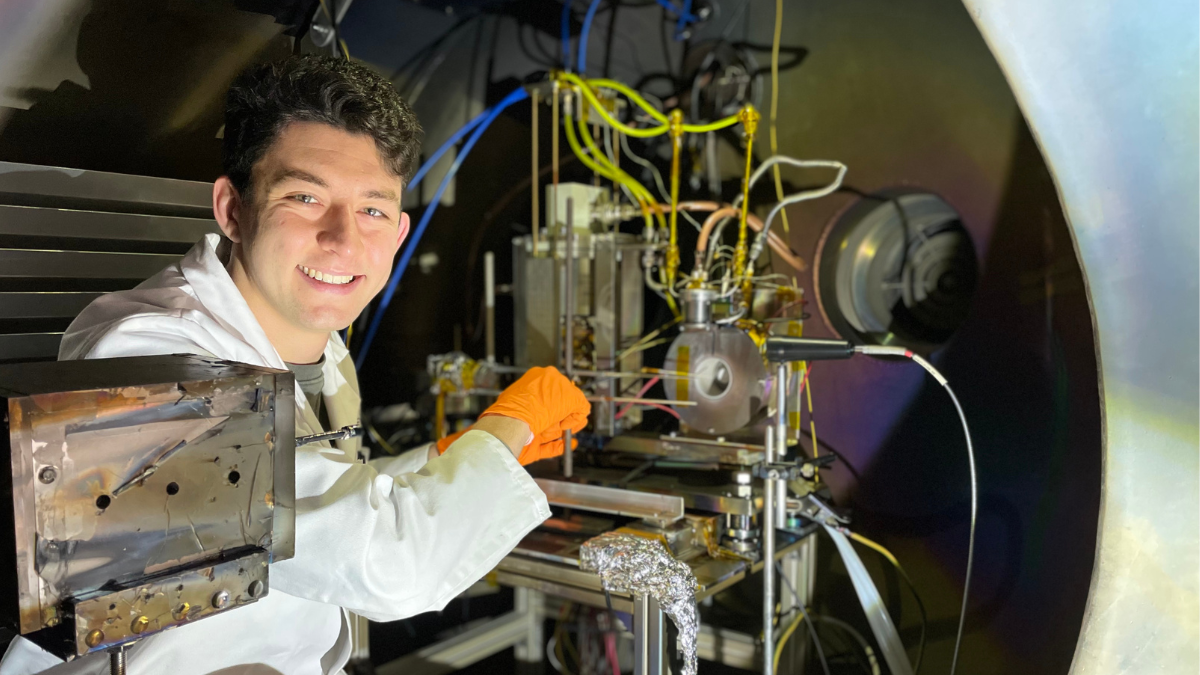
top-left (292, 194), bottom-right (317, 204)
top-left (363, 207), bottom-right (386, 219)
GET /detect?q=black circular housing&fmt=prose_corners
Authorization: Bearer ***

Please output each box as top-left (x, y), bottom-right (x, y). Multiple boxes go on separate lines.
top-left (815, 190), bottom-right (977, 350)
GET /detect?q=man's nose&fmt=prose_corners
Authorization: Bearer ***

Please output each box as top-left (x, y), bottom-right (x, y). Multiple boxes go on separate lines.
top-left (317, 204), bottom-right (364, 258)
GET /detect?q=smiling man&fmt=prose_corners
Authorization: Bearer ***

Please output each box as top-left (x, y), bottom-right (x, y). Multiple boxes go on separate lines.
top-left (0, 56), bottom-right (588, 675)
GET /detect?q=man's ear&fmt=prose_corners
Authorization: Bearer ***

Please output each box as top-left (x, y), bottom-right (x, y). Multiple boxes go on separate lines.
top-left (395, 212), bottom-right (411, 252)
top-left (213, 176), bottom-right (246, 243)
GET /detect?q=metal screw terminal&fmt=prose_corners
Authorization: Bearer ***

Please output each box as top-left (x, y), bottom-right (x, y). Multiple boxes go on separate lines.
top-left (38, 467), bottom-right (57, 484)
top-left (84, 629), bottom-right (104, 648)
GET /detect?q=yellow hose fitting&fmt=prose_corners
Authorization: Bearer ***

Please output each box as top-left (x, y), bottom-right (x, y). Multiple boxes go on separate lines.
top-left (732, 106), bottom-right (760, 301)
top-left (666, 109), bottom-right (684, 285)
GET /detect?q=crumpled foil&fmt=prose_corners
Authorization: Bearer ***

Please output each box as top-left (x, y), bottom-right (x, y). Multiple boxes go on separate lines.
top-left (579, 532), bottom-right (700, 675)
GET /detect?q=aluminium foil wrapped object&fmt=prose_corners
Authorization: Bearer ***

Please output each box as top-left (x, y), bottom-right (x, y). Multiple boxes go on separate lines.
top-left (579, 532), bottom-right (699, 675)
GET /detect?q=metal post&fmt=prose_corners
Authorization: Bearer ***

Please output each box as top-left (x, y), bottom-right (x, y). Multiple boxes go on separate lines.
top-left (549, 80), bottom-right (559, 260)
top-left (763, 475), bottom-right (776, 675)
top-left (514, 586), bottom-right (544, 663)
top-left (634, 594), bottom-right (665, 675)
top-left (563, 197), bottom-right (575, 478)
top-left (531, 89), bottom-right (540, 257)
top-left (774, 364), bottom-right (789, 525)
top-left (109, 646), bottom-right (126, 675)
top-left (484, 252), bottom-right (496, 363)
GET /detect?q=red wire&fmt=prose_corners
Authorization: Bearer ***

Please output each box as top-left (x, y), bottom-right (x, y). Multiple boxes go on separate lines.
top-left (615, 376), bottom-right (661, 420)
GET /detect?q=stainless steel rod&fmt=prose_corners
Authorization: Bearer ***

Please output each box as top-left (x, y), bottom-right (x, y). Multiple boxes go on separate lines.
top-left (762, 453), bottom-right (777, 675)
top-left (484, 251), bottom-right (495, 363)
top-left (531, 88), bottom-right (540, 256)
top-left (774, 365), bottom-right (789, 525)
top-left (464, 389), bottom-right (695, 407)
top-left (563, 197), bottom-right (575, 478)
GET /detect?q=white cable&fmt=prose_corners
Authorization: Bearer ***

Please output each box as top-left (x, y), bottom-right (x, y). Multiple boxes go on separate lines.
top-left (855, 344), bottom-right (976, 675)
top-left (747, 160), bottom-right (847, 271)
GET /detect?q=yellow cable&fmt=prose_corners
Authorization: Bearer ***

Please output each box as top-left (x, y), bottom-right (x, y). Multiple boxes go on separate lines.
top-left (574, 101), bottom-right (666, 232)
top-left (564, 107), bottom-right (658, 238)
top-left (849, 531), bottom-right (902, 569)
top-left (560, 72), bottom-right (667, 138)
top-left (769, 0), bottom-right (790, 234)
top-left (774, 609), bottom-right (806, 673)
top-left (558, 72), bottom-right (745, 137)
top-left (806, 361), bottom-right (818, 477)
top-left (587, 78), bottom-right (670, 123)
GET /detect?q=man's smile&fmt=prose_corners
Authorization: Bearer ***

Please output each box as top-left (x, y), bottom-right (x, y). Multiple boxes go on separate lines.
top-left (297, 265), bottom-right (364, 293)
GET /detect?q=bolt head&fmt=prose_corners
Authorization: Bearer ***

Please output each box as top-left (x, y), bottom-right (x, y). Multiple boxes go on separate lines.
top-left (248, 580), bottom-right (265, 598)
top-left (212, 590), bottom-right (231, 609)
top-left (38, 467), bottom-right (57, 484)
top-left (131, 616), bottom-right (149, 634)
top-left (84, 629), bottom-right (104, 648)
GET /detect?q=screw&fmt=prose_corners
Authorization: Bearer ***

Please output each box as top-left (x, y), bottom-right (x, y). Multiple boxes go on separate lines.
top-left (212, 590), bottom-right (230, 609)
top-left (85, 629), bottom-right (104, 648)
top-left (130, 616), bottom-right (149, 634)
top-left (38, 467), bottom-right (57, 484)
top-left (172, 602), bottom-right (191, 621)
top-left (248, 580), bottom-right (265, 598)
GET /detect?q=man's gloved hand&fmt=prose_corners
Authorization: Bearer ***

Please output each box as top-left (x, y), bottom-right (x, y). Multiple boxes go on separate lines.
top-left (436, 366), bottom-right (590, 465)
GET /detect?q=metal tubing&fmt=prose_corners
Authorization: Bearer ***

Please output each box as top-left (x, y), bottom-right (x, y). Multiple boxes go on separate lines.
top-left (531, 89), bottom-right (540, 256)
top-left (634, 594), bottom-right (666, 675)
top-left (563, 197), bottom-right (575, 478)
top-left (484, 251), bottom-right (496, 363)
top-left (774, 364), bottom-right (789, 525)
top-left (762, 473), bottom-right (776, 675)
top-left (549, 81), bottom-right (559, 259)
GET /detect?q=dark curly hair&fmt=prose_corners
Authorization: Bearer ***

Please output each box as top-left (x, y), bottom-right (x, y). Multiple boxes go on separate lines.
top-left (222, 55), bottom-right (422, 201)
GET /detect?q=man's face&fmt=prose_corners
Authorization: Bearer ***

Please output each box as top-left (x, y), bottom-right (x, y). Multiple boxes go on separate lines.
top-left (230, 122), bottom-right (409, 335)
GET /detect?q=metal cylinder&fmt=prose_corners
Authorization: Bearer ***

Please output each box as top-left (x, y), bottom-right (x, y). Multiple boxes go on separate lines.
top-left (484, 252), bottom-right (496, 363)
top-left (774, 364), bottom-right (790, 525)
top-left (563, 198), bottom-right (575, 478)
top-left (762, 472), bottom-right (776, 675)
top-left (682, 288), bottom-right (716, 327)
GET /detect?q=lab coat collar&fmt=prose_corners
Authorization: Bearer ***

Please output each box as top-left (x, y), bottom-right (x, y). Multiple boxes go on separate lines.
top-left (181, 233), bottom-right (289, 372)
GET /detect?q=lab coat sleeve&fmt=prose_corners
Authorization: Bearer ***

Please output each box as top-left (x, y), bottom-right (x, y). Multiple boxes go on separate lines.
top-left (368, 443), bottom-right (434, 477)
top-left (271, 430), bottom-right (550, 622)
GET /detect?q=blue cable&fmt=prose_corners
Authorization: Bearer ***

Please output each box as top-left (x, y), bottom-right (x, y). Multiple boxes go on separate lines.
top-left (407, 109), bottom-right (489, 191)
top-left (355, 86), bottom-right (530, 368)
top-left (561, 0), bottom-right (574, 70)
top-left (655, 0), bottom-right (698, 25)
top-left (577, 0), bottom-right (604, 75)
top-left (674, 0), bottom-right (694, 38)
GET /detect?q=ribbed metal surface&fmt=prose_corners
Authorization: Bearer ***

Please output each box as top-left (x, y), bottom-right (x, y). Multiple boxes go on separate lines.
top-left (0, 162), bottom-right (217, 361)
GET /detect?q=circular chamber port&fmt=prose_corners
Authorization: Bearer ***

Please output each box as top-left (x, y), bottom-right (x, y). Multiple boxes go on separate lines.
top-left (816, 190), bottom-right (977, 351)
top-left (694, 357), bottom-right (733, 399)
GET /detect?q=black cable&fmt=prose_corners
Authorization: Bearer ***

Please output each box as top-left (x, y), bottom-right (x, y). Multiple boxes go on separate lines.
top-left (776, 560), bottom-right (831, 675)
top-left (602, 0), bottom-right (618, 78)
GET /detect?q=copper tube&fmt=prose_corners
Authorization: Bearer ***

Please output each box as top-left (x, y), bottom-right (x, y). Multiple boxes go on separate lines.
top-left (695, 207), bottom-right (806, 273)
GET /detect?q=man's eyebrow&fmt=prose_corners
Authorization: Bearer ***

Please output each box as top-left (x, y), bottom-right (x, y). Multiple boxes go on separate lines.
top-left (364, 188), bottom-right (399, 203)
top-left (268, 168), bottom-right (329, 189)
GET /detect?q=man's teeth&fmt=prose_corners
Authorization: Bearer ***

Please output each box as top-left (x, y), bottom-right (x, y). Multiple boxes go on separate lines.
top-left (300, 266), bottom-right (354, 285)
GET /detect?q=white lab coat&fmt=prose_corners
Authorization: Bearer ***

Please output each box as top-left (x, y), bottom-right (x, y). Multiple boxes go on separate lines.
top-left (0, 234), bottom-right (550, 675)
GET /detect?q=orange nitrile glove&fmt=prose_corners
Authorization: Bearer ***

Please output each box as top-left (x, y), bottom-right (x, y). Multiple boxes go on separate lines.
top-left (436, 367), bottom-right (590, 464)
